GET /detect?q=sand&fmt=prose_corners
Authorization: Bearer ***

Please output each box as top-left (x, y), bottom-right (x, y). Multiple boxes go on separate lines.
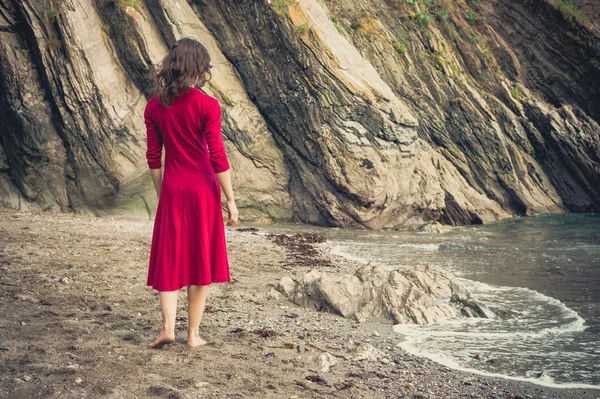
top-left (0, 208), bottom-right (598, 399)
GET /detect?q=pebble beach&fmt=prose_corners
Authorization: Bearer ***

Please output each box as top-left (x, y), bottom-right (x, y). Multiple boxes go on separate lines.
top-left (0, 209), bottom-right (598, 399)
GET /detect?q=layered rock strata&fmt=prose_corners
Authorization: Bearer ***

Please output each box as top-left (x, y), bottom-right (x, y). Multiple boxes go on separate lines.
top-left (1, 0), bottom-right (599, 227)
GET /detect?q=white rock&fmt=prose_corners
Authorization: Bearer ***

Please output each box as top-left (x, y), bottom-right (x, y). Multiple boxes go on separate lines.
top-left (264, 288), bottom-right (284, 300)
top-left (418, 222), bottom-right (449, 233)
top-left (316, 352), bottom-right (337, 373)
top-left (353, 343), bottom-right (384, 362)
top-left (277, 276), bottom-right (296, 296)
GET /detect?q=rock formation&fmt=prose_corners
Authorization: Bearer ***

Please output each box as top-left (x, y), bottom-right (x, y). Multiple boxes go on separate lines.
top-left (1, 0), bottom-right (599, 227)
top-left (277, 263), bottom-right (492, 324)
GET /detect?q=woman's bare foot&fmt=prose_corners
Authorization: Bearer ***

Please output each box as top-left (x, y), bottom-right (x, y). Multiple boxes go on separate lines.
top-left (148, 329), bottom-right (175, 349)
top-left (187, 334), bottom-right (207, 347)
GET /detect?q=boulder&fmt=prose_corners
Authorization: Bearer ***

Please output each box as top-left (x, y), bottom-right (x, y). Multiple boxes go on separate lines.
top-left (278, 263), bottom-right (492, 324)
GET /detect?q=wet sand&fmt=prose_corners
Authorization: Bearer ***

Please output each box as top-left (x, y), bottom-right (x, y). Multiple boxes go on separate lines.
top-left (0, 209), bottom-right (598, 398)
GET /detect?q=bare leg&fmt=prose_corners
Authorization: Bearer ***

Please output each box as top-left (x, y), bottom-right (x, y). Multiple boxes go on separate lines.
top-left (148, 290), bottom-right (179, 348)
top-left (187, 285), bottom-right (209, 347)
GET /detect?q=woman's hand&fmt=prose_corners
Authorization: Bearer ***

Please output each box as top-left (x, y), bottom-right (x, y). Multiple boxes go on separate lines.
top-left (226, 200), bottom-right (239, 226)
top-left (215, 169), bottom-right (237, 226)
top-left (149, 168), bottom-right (162, 199)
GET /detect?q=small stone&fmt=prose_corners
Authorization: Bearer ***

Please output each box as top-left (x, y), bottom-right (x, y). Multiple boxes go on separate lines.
top-left (353, 343), bottom-right (384, 362)
top-left (277, 276), bottom-right (296, 296)
top-left (372, 331), bottom-right (380, 337)
top-left (75, 378), bottom-right (83, 384)
top-left (316, 352), bottom-right (337, 373)
top-left (23, 375), bottom-right (31, 382)
top-left (125, 6), bottom-right (136, 17)
top-left (296, 380), bottom-right (311, 389)
top-left (265, 288), bottom-right (284, 300)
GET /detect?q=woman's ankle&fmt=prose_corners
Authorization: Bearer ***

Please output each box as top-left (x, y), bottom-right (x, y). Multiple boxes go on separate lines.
top-left (161, 326), bottom-right (175, 336)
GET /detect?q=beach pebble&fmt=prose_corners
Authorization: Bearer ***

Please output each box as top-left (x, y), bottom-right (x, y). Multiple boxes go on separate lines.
top-left (316, 352), bottom-right (337, 372)
top-left (277, 276), bottom-right (296, 296)
top-left (353, 343), bottom-right (384, 362)
top-left (194, 381), bottom-right (210, 389)
top-left (296, 380), bottom-right (312, 389)
top-left (15, 294), bottom-right (39, 303)
top-left (265, 288), bottom-right (284, 300)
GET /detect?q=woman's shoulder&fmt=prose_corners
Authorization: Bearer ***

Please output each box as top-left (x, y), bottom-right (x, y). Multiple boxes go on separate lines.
top-left (189, 88), bottom-right (220, 108)
top-left (144, 94), bottom-right (160, 116)
top-left (145, 94), bottom-right (161, 113)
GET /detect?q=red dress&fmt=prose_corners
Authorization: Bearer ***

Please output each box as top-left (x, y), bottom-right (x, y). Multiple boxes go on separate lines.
top-left (144, 88), bottom-right (231, 291)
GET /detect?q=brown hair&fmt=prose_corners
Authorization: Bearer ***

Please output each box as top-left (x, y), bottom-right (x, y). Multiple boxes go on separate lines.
top-left (154, 38), bottom-right (212, 107)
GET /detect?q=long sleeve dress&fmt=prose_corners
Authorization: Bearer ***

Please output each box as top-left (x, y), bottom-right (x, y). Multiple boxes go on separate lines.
top-left (144, 88), bottom-right (231, 291)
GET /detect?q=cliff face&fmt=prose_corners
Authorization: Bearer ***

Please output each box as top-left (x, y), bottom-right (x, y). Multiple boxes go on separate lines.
top-left (0, 0), bottom-right (599, 228)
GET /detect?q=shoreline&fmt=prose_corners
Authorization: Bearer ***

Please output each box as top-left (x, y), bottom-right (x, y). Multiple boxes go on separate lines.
top-left (0, 208), bottom-right (598, 398)
top-left (278, 229), bottom-right (600, 392)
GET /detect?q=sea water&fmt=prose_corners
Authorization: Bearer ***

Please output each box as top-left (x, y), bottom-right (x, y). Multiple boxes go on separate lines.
top-left (252, 214), bottom-right (600, 388)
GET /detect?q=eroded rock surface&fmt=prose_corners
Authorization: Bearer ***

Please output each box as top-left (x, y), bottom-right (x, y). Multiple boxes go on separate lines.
top-left (277, 263), bottom-right (492, 324)
top-left (1, 0), bottom-right (599, 226)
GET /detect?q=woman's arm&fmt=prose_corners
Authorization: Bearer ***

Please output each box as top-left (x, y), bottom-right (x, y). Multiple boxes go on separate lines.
top-left (150, 168), bottom-right (162, 198)
top-left (145, 103), bottom-right (163, 199)
top-left (215, 169), bottom-right (238, 226)
top-left (204, 98), bottom-right (238, 225)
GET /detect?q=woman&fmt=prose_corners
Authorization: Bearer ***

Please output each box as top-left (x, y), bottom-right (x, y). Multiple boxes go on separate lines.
top-left (144, 38), bottom-right (238, 348)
